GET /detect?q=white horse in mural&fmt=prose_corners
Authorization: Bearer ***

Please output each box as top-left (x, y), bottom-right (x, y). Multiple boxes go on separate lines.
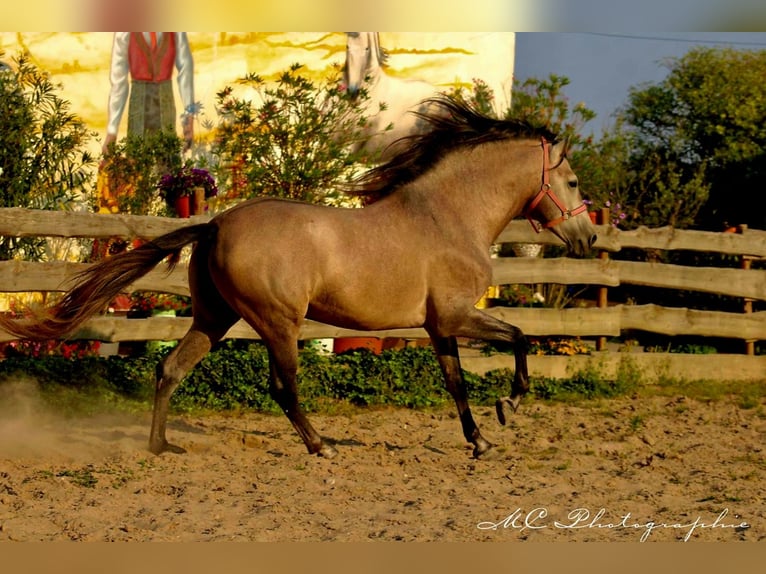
top-left (343, 32), bottom-right (441, 163)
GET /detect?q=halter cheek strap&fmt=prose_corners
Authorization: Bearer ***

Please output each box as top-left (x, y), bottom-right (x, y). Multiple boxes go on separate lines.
top-left (524, 137), bottom-right (587, 233)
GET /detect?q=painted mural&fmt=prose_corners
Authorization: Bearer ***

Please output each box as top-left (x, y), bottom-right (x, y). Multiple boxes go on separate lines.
top-left (0, 32), bottom-right (515, 161)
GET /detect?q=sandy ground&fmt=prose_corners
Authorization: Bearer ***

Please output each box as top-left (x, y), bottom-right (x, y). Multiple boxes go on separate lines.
top-left (0, 386), bottom-right (763, 542)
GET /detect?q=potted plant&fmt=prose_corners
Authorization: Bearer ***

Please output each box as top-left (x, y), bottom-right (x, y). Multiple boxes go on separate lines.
top-left (157, 162), bottom-right (218, 217)
top-left (583, 195), bottom-right (627, 227)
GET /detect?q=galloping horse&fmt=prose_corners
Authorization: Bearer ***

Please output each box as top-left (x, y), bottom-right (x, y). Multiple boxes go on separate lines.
top-left (343, 32), bottom-right (440, 163)
top-left (0, 96), bottom-right (596, 459)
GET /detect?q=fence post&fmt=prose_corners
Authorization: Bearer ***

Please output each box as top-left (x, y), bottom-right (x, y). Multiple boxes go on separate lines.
top-left (738, 224), bottom-right (755, 356)
top-left (596, 207), bottom-right (610, 351)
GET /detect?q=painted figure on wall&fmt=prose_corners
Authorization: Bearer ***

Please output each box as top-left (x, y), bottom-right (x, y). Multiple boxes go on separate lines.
top-left (343, 32), bottom-right (439, 164)
top-left (94, 33), bottom-right (196, 307)
top-left (102, 32), bottom-right (195, 154)
top-left (97, 32), bottom-right (195, 218)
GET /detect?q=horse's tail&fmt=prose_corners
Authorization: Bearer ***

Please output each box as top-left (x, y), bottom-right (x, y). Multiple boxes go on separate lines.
top-left (0, 223), bottom-right (215, 341)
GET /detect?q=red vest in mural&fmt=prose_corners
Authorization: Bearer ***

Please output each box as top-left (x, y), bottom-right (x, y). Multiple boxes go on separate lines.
top-left (128, 32), bottom-right (176, 82)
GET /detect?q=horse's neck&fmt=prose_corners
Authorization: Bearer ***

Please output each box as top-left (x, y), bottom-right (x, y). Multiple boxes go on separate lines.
top-left (401, 142), bottom-right (537, 247)
top-left (361, 67), bottom-right (386, 108)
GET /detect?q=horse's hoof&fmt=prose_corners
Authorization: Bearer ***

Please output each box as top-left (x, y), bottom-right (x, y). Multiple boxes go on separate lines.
top-left (317, 444), bottom-right (339, 459)
top-left (472, 437), bottom-right (494, 459)
top-left (495, 396), bottom-right (522, 425)
top-left (473, 441), bottom-right (497, 460)
top-left (149, 440), bottom-right (187, 455)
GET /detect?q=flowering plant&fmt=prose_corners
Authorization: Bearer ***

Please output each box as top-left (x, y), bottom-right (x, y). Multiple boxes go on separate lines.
top-left (157, 163), bottom-right (218, 203)
top-left (130, 292), bottom-right (191, 315)
top-left (498, 284), bottom-right (546, 307)
top-left (584, 192), bottom-right (627, 227)
top-left (0, 339), bottom-right (101, 359)
top-left (530, 337), bottom-right (592, 356)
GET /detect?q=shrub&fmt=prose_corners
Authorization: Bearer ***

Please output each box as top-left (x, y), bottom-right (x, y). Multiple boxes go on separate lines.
top-left (0, 344), bottom-right (649, 416)
top-left (100, 130), bottom-right (184, 216)
top-left (212, 63), bottom-right (370, 205)
top-left (0, 51), bottom-right (96, 260)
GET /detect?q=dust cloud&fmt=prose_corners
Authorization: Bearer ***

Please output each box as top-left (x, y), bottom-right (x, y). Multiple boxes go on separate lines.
top-left (0, 376), bottom-right (147, 461)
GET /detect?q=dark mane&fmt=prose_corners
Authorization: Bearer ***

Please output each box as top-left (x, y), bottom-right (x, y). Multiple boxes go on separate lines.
top-left (347, 95), bottom-right (559, 199)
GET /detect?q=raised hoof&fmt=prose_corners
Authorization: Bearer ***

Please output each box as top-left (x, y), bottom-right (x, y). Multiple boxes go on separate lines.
top-left (149, 440), bottom-right (187, 456)
top-left (495, 396), bottom-right (522, 426)
top-left (317, 443), bottom-right (339, 459)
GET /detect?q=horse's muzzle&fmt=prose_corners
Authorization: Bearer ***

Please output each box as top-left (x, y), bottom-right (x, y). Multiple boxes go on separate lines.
top-left (570, 233), bottom-right (597, 258)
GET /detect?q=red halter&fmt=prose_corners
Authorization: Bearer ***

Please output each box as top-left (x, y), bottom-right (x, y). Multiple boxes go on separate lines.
top-left (524, 137), bottom-right (587, 233)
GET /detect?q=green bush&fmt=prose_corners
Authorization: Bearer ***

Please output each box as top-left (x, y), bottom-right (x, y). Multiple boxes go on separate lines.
top-left (0, 354), bottom-right (153, 415)
top-left (212, 63), bottom-right (371, 205)
top-left (174, 341), bottom-right (272, 412)
top-left (100, 130), bottom-right (184, 216)
top-left (0, 50), bottom-right (96, 260)
top-left (0, 343), bottom-right (650, 417)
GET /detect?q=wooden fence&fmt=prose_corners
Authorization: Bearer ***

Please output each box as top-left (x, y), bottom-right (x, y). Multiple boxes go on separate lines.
top-left (1, 207), bottom-right (765, 381)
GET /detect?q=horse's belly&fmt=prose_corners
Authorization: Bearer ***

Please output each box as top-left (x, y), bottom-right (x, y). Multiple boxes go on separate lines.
top-left (306, 286), bottom-right (427, 331)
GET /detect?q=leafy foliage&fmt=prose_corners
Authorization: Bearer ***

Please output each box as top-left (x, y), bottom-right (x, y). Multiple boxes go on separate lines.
top-left (100, 129), bottom-right (184, 215)
top-left (506, 74), bottom-right (596, 149)
top-left (0, 344), bottom-right (656, 418)
top-left (0, 51), bottom-right (96, 259)
top-left (212, 63), bottom-right (371, 205)
top-left (574, 47), bottom-right (766, 231)
top-left (450, 75), bottom-right (596, 150)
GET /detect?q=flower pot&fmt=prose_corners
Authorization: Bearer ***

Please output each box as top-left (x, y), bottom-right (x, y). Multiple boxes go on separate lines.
top-left (98, 342), bottom-right (120, 357)
top-left (333, 337), bottom-right (383, 355)
top-left (511, 243), bottom-right (543, 258)
top-left (589, 211), bottom-right (598, 224)
top-left (174, 195), bottom-right (191, 218)
top-left (110, 294), bottom-right (133, 313)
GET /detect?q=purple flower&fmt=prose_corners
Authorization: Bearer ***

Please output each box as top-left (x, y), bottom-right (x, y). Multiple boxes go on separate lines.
top-left (157, 164), bottom-right (218, 201)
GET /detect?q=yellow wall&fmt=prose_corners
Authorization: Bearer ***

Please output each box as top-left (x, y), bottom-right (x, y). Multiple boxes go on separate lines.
top-left (0, 32), bottom-right (514, 310)
top-left (0, 32), bottom-right (515, 160)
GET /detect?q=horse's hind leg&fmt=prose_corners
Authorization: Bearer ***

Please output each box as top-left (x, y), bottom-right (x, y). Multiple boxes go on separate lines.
top-left (430, 334), bottom-right (493, 458)
top-left (149, 244), bottom-right (239, 455)
top-left (149, 322), bottom-right (232, 454)
top-left (261, 327), bottom-right (337, 458)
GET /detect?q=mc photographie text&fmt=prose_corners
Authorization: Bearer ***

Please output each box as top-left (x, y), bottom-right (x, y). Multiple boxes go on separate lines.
top-left (477, 507), bottom-right (750, 542)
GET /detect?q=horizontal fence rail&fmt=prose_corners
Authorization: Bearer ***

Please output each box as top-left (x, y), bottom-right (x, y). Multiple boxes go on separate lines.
top-left (2, 305), bottom-right (764, 344)
top-left (3, 258), bottom-right (764, 302)
top-left (2, 207), bottom-right (766, 257)
top-left (1, 208), bottom-right (765, 380)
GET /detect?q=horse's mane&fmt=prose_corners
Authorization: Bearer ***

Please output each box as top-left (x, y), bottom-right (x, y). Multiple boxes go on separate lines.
top-left (346, 95), bottom-right (559, 200)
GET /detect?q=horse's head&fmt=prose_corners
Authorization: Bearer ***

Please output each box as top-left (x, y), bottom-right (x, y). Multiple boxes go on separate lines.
top-left (344, 32), bottom-right (387, 98)
top-left (523, 138), bottom-right (597, 257)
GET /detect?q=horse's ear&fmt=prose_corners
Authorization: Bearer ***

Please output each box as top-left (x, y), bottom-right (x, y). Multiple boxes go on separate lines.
top-left (371, 32), bottom-right (389, 65)
top-left (550, 138), bottom-right (569, 164)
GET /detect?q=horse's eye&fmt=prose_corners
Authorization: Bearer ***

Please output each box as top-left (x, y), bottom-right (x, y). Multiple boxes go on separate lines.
top-left (568, 179), bottom-right (578, 189)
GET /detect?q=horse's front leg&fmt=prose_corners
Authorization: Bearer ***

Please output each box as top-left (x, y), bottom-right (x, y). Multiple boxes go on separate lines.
top-left (435, 307), bottom-right (530, 427)
top-left (429, 334), bottom-right (493, 458)
top-left (490, 324), bottom-right (530, 426)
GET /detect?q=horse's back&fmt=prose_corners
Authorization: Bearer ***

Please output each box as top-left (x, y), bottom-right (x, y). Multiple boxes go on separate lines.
top-left (211, 198), bottom-right (343, 274)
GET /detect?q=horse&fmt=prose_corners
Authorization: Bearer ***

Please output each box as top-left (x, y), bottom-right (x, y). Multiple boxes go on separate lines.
top-left (343, 32), bottom-right (440, 163)
top-left (0, 96), bottom-right (596, 459)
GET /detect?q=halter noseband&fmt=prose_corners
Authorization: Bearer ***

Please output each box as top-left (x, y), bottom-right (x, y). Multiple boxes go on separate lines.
top-left (524, 137), bottom-right (587, 233)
